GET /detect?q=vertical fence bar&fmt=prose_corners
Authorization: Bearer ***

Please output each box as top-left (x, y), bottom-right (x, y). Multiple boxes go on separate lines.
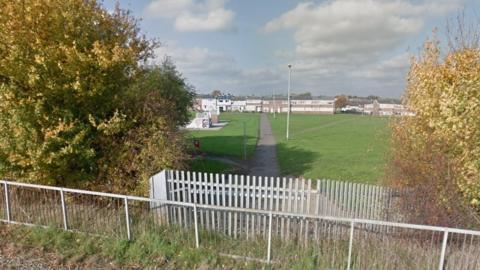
top-left (438, 229), bottom-right (449, 270)
top-left (262, 177), bottom-right (268, 237)
top-left (222, 173), bottom-right (227, 234)
top-left (4, 182), bottom-right (10, 222)
top-left (267, 211), bottom-right (273, 263)
top-left (124, 196), bottom-right (131, 241)
top-left (182, 171), bottom-right (188, 227)
top-left (234, 174), bottom-right (238, 238)
top-left (210, 173), bottom-right (215, 231)
top-left (314, 182), bottom-right (321, 242)
top-left (245, 175), bottom-right (250, 238)
top-left (193, 204), bottom-right (200, 248)
top-left (228, 174), bottom-right (233, 236)
top-left (60, 189), bottom-right (68, 230)
top-left (240, 175), bottom-right (245, 236)
top-left (347, 221), bottom-right (354, 270)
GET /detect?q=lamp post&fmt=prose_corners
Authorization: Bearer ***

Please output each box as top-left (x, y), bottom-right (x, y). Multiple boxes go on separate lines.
top-left (286, 64), bottom-right (292, 140)
top-left (273, 89), bottom-right (276, 118)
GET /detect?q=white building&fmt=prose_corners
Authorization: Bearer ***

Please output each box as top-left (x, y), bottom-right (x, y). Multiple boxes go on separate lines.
top-left (364, 100), bottom-right (413, 116)
top-left (245, 99), bottom-right (263, 112)
top-left (290, 99), bottom-right (335, 114)
top-left (199, 98), bottom-right (218, 113)
top-left (231, 100), bottom-right (246, 112)
top-left (246, 99), bottom-right (335, 114)
top-left (216, 96), bottom-right (233, 112)
top-left (196, 96), bottom-right (233, 113)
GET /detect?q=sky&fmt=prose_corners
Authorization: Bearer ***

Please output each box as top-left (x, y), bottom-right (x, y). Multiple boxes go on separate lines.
top-left (103, 0), bottom-right (480, 98)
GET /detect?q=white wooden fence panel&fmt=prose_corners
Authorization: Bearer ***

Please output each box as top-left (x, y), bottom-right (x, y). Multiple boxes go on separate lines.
top-left (162, 170), bottom-right (400, 240)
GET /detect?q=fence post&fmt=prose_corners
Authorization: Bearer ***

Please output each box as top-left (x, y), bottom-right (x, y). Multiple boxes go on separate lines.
top-left (3, 182), bottom-right (10, 222)
top-left (60, 189), bottom-right (68, 230)
top-left (347, 221), bottom-right (354, 270)
top-left (438, 229), bottom-right (449, 270)
top-left (267, 211), bottom-right (273, 263)
top-left (124, 196), bottom-right (131, 241)
top-left (193, 204), bottom-right (200, 248)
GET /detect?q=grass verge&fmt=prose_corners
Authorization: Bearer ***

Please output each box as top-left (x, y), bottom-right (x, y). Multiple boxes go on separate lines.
top-left (0, 224), bottom-right (263, 269)
top-left (1, 222), bottom-right (465, 269)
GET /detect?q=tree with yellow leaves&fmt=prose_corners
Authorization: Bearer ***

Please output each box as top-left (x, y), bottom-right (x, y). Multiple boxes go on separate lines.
top-left (389, 24), bottom-right (480, 227)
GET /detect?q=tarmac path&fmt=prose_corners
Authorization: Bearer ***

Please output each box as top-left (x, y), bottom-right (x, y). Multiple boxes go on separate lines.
top-left (248, 113), bottom-right (281, 177)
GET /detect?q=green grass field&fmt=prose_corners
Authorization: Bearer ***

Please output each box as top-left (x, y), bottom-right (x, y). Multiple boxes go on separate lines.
top-left (268, 114), bottom-right (390, 184)
top-left (187, 159), bottom-right (233, 174)
top-left (187, 113), bottom-right (260, 158)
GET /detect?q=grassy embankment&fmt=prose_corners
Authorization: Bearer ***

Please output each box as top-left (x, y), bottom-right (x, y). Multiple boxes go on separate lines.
top-left (1, 223), bottom-right (447, 269)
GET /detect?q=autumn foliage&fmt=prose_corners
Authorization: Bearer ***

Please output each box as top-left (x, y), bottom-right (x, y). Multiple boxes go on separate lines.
top-left (389, 28), bottom-right (480, 227)
top-left (0, 0), bottom-right (193, 195)
top-left (334, 95), bottom-right (348, 111)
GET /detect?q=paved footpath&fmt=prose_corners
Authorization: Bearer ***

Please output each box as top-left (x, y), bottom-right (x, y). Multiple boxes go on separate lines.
top-left (249, 113), bottom-right (280, 177)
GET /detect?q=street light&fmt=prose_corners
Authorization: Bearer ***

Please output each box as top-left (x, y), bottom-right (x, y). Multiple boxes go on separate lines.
top-left (273, 88), bottom-right (276, 119)
top-left (286, 64), bottom-right (292, 140)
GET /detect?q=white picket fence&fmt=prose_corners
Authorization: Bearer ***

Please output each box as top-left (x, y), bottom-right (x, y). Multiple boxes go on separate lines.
top-left (152, 170), bottom-right (401, 226)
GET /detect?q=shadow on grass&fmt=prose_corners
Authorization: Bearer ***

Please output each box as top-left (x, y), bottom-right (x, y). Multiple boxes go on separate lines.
top-left (275, 142), bottom-right (318, 178)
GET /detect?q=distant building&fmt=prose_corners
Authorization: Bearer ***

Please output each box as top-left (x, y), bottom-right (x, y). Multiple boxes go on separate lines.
top-left (245, 99), bottom-right (263, 112)
top-left (364, 100), bottom-right (413, 116)
top-left (197, 98), bottom-right (218, 112)
top-left (231, 100), bottom-right (246, 112)
top-left (246, 98), bottom-right (335, 114)
top-left (216, 95), bottom-right (233, 112)
top-left (290, 99), bottom-right (335, 114)
top-left (195, 95), bottom-right (233, 113)
top-left (194, 95), bottom-right (335, 114)
top-left (260, 100), bottom-right (287, 113)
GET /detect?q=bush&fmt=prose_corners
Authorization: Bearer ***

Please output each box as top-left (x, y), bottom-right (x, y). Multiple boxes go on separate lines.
top-left (0, 0), bottom-right (193, 195)
top-left (388, 23), bottom-right (480, 228)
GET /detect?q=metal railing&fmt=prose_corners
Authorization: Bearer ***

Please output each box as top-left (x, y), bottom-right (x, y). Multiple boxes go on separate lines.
top-left (1, 180), bottom-right (480, 269)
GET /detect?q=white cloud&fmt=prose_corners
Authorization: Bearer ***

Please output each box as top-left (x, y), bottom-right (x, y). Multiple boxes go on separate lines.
top-left (263, 0), bottom-right (463, 69)
top-left (153, 43), bottom-right (237, 76)
top-left (144, 0), bottom-right (466, 97)
top-left (260, 0), bottom-right (465, 97)
top-left (144, 0), bottom-right (234, 32)
top-left (352, 53), bottom-right (411, 80)
top-left (151, 43), bottom-right (282, 93)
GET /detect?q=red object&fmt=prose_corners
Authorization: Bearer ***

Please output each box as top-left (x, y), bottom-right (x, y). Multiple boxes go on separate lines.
top-left (193, 139), bottom-right (200, 149)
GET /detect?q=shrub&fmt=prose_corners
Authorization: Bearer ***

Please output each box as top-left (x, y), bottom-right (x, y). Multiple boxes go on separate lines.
top-left (0, 0), bottom-right (194, 195)
top-left (388, 22), bottom-right (480, 227)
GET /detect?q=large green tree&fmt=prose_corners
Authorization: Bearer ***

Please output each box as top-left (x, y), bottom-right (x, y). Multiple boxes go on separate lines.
top-left (96, 61), bottom-right (194, 194)
top-left (0, 0), bottom-right (193, 194)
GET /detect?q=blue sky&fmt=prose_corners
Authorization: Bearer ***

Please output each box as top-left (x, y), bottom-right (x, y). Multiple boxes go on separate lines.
top-left (103, 0), bottom-right (479, 98)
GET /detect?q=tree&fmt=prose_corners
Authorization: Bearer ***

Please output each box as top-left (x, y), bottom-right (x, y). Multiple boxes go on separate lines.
top-left (389, 25), bottom-right (480, 227)
top-left (94, 61), bottom-right (194, 194)
top-left (293, 92), bottom-right (312, 99)
top-left (0, 0), bottom-right (193, 194)
top-left (334, 95), bottom-right (348, 111)
top-left (211, 90), bottom-right (222, 98)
